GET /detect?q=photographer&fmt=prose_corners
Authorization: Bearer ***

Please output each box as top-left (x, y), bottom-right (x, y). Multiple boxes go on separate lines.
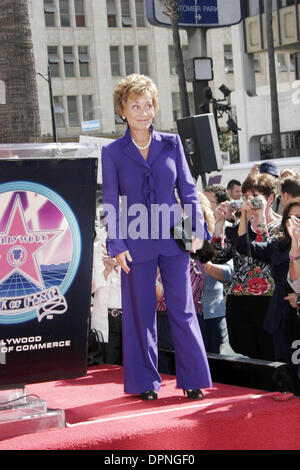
top-left (285, 208), bottom-right (300, 310)
top-left (204, 184), bottom-right (238, 226)
top-left (229, 197), bottom-right (300, 364)
top-left (213, 174), bottom-right (281, 361)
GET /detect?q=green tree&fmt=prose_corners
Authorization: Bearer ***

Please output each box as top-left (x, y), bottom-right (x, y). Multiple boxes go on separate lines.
top-left (0, 0), bottom-right (40, 143)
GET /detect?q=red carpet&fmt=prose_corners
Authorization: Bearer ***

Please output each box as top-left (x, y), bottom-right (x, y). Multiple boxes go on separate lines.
top-left (0, 364), bottom-right (300, 450)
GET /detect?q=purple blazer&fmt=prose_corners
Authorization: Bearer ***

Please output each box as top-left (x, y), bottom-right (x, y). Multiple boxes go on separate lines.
top-left (101, 127), bottom-right (206, 263)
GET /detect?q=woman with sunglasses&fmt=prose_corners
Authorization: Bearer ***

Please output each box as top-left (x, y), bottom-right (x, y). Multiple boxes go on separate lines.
top-left (227, 197), bottom-right (300, 364)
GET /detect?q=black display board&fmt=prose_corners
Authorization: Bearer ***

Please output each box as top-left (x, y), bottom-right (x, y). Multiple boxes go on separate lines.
top-left (0, 158), bottom-right (97, 386)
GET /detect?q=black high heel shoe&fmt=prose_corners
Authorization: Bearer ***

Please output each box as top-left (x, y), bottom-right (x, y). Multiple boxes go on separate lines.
top-left (141, 390), bottom-right (157, 401)
top-left (183, 389), bottom-right (204, 400)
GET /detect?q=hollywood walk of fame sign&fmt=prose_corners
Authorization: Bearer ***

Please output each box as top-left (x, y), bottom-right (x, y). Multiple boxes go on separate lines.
top-left (0, 155), bottom-right (97, 386)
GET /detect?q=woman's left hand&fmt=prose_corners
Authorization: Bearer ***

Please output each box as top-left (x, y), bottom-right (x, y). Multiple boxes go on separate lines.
top-left (284, 292), bottom-right (298, 309)
top-left (190, 236), bottom-right (204, 253)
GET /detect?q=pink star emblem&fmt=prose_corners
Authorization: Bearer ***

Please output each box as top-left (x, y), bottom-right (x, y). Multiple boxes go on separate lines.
top-left (0, 195), bottom-right (61, 289)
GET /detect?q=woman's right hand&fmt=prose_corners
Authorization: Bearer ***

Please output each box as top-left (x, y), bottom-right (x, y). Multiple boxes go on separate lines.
top-left (249, 164), bottom-right (260, 176)
top-left (115, 250), bottom-right (133, 274)
top-left (238, 196), bottom-right (261, 236)
top-left (240, 196), bottom-right (254, 217)
top-left (241, 195), bottom-right (266, 220)
top-left (213, 202), bottom-right (227, 237)
top-left (214, 202), bottom-right (228, 224)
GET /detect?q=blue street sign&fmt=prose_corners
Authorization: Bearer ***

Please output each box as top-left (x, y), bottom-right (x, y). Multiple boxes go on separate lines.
top-left (180, 0), bottom-right (218, 25)
top-left (146, 0), bottom-right (244, 29)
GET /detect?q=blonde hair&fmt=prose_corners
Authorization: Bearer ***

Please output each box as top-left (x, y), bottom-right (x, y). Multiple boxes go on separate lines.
top-left (114, 74), bottom-right (159, 119)
top-left (198, 191), bottom-right (215, 235)
top-left (280, 168), bottom-right (295, 179)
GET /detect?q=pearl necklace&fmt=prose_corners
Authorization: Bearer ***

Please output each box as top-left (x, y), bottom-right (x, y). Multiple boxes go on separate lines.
top-left (131, 134), bottom-right (152, 151)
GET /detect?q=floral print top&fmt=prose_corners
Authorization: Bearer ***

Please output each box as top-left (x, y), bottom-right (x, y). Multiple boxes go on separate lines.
top-left (213, 220), bottom-right (282, 297)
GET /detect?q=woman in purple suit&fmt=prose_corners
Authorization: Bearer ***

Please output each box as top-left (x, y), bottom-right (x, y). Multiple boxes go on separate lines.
top-left (101, 74), bottom-right (212, 400)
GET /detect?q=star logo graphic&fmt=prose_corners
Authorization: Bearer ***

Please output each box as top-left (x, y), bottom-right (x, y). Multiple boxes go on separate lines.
top-left (0, 194), bottom-right (62, 289)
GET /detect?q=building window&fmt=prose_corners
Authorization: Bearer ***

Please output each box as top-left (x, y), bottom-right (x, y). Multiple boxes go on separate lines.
top-left (224, 44), bottom-right (234, 73)
top-left (172, 92), bottom-right (194, 123)
top-left (262, 0), bottom-right (280, 12)
top-left (124, 46), bottom-right (134, 75)
top-left (107, 0), bottom-right (117, 27)
top-left (67, 96), bottom-right (80, 126)
top-left (135, 0), bottom-right (145, 27)
top-left (172, 92), bottom-right (181, 122)
top-left (138, 46), bottom-right (149, 75)
top-left (277, 53), bottom-right (288, 72)
top-left (75, 0), bottom-right (85, 27)
top-left (54, 96), bottom-right (65, 127)
top-left (115, 104), bottom-right (124, 124)
top-left (121, 0), bottom-right (133, 27)
top-left (59, 0), bottom-right (70, 27)
top-left (48, 46), bottom-right (60, 77)
top-left (246, 0), bottom-right (260, 16)
top-left (290, 53), bottom-right (297, 73)
top-left (0, 81), bottom-right (6, 105)
top-left (44, 0), bottom-right (56, 27)
top-left (280, 0), bottom-right (297, 7)
top-left (254, 53), bottom-right (261, 73)
top-left (82, 95), bottom-right (94, 121)
top-left (63, 46), bottom-right (75, 77)
top-left (260, 132), bottom-right (300, 159)
top-left (78, 46), bottom-right (90, 77)
top-left (169, 45), bottom-right (188, 75)
top-left (244, 0), bottom-right (295, 17)
top-left (169, 46), bottom-right (177, 75)
top-left (110, 46), bottom-right (121, 76)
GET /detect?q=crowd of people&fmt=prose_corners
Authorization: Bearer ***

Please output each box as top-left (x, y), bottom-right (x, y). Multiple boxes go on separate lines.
top-left (92, 156), bottom-right (300, 389)
top-left (201, 165), bottom-right (300, 366)
top-left (90, 73), bottom-right (300, 399)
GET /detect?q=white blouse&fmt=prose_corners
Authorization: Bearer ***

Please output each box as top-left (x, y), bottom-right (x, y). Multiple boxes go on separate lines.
top-left (91, 229), bottom-right (122, 342)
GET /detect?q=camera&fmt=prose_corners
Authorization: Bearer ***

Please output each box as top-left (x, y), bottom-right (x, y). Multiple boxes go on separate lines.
top-left (251, 198), bottom-right (263, 210)
top-left (227, 200), bottom-right (243, 211)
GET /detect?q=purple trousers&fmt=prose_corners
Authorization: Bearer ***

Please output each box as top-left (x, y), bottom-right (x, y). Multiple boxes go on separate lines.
top-left (121, 252), bottom-right (212, 394)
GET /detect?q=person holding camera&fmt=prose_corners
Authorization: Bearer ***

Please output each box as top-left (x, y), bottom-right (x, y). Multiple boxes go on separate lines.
top-left (195, 192), bottom-right (232, 354)
top-left (285, 204), bottom-right (300, 312)
top-left (213, 174), bottom-right (281, 361)
top-left (228, 196), bottom-right (300, 364)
